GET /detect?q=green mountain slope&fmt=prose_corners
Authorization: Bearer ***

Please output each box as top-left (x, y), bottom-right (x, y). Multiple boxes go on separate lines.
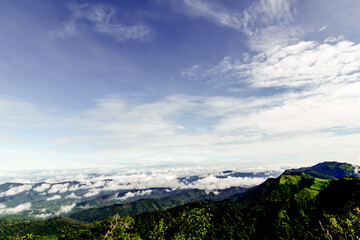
top-left (1, 162), bottom-right (359, 239)
top-left (283, 161), bottom-right (358, 179)
top-left (70, 187), bottom-right (247, 222)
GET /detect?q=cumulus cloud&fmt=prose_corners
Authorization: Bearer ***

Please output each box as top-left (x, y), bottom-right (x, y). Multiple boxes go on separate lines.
top-left (68, 184), bottom-right (81, 192)
top-left (116, 189), bottom-right (153, 201)
top-left (83, 188), bottom-right (101, 197)
top-left (0, 202), bottom-right (31, 215)
top-left (33, 183), bottom-right (51, 192)
top-left (51, 3), bottom-right (154, 42)
top-left (46, 195), bottom-right (62, 201)
top-left (242, 40), bottom-right (360, 88)
top-left (55, 203), bottom-right (76, 216)
top-left (102, 171), bottom-right (187, 191)
top-left (185, 38), bottom-right (360, 87)
top-left (190, 175), bottom-right (266, 193)
top-left (48, 183), bottom-right (69, 194)
top-left (191, 39), bottom-right (360, 139)
top-left (66, 192), bottom-right (81, 199)
top-left (0, 184), bottom-right (32, 197)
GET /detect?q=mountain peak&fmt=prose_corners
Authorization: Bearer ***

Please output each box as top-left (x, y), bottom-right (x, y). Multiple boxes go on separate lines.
top-left (283, 161), bottom-right (358, 179)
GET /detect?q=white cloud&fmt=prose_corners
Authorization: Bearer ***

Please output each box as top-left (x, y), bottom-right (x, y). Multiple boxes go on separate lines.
top-left (1, 37), bottom-right (360, 171)
top-left (325, 35), bottom-right (345, 43)
top-left (46, 195), bottom-right (62, 201)
top-left (179, 0), bottom-right (242, 30)
top-left (0, 184), bottom-right (32, 197)
top-left (190, 38), bottom-right (360, 89)
top-left (51, 3), bottom-right (154, 42)
top-left (48, 183), bottom-right (69, 194)
top-left (68, 184), bottom-right (80, 191)
top-left (66, 192), bottom-right (81, 199)
top-left (190, 175), bottom-right (266, 193)
top-left (181, 64), bottom-right (202, 81)
top-left (189, 40), bottom-right (360, 142)
top-left (83, 188), bottom-right (101, 197)
top-left (178, 0), bottom-right (301, 51)
top-left (0, 202), bottom-right (31, 215)
top-left (34, 213), bottom-right (52, 219)
top-left (33, 183), bottom-right (51, 192)
top-left (55, 203), bottom-right (76, 216)
top-left (319, 25), bottom-right (327, 32)
top-left (242, 40), bottom-right (360, 88)
top-left (0, 97), bottom-right (45, 131)
top-left (102, 171), bottom-right (189, 191)
top-left (242, 0), bottom-right (300, 51)
top-left (116, 189), bottom-right (153, 201)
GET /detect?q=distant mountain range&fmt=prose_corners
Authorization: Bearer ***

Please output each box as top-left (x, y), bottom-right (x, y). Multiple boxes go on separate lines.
top-left (0, 170), bottom-right (278, 219)
top-left (1, 161), bottom-right (359, 239)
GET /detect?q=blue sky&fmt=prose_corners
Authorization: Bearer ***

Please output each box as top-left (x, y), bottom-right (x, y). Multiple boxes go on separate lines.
top-left (1, 0), bottom-right (360, 170)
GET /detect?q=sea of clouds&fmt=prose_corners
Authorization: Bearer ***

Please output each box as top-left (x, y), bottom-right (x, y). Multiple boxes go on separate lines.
top-left (0, 165), bottom-right (284, 218)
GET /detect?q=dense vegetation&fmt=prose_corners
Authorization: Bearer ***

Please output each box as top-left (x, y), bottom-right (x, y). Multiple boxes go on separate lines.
top-left (1, 162), bottom-right (359, 239)
top-left (69, 187), bottom-right (247, 222)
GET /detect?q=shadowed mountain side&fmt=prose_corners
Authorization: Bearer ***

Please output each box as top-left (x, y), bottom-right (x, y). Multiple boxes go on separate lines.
top-left (70, 187), bottom-right (247, 222)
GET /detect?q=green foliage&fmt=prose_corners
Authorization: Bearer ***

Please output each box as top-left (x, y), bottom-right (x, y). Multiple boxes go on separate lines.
top-left (0, 217), bottom-right (89, 239)
top-left (284, 161), bottom-right (358, 180)
top-left (70, 188), bottom-right (246, 223)
top-left (320, 207), bottom-right (360, 240)
top-left (148, 218), bottom-right (166, 240)
top-left (1, 162), bottom-right (360, 239)
top-left (87, 214), bottom-right (141, 240)
top-left (169, 207), bottom-right (212, 239)
top-left (279, 175), bottom-right (301, 185)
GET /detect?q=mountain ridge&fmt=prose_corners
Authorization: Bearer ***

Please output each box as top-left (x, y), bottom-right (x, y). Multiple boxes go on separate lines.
top-left (1, 161), bottom-right (359, 239)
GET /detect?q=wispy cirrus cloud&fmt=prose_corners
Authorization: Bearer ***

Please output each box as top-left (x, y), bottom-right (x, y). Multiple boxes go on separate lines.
top-left (50, 3), bottom-right (154, 42)
top-left (241, 0), bottom-right (301, 51)
top-left (176, 0), bottom-right (301, 51)
top-left (176, 0), bottom-right (242, 30)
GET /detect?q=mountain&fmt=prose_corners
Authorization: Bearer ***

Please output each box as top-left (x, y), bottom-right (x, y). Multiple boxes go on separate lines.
top-left (0, 161), bottom-right (359, 239)
top-left (70, 187), bottom-right (247, 222)
top-left (130, 162), bottom-right (360, 239)
top-left (0, 170), bottom-right (275, 220)
top-left (283, 161), bottom-right (358, 179)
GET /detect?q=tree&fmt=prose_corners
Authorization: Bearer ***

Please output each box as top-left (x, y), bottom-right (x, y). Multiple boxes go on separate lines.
top-left (320, 207), bottom-right (360, 240)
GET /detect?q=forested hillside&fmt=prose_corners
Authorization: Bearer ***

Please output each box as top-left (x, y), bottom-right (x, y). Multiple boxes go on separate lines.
top-left (1, 162), bottom-right (359, 239)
